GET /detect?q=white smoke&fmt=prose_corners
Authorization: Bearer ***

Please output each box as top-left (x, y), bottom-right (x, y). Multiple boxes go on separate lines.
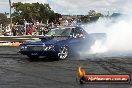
top-left (83, 14), bottom-right (132, 57)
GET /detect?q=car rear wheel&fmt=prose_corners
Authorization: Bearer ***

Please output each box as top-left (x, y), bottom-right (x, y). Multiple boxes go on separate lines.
top-left (58, 46), bottom-right (68, 60)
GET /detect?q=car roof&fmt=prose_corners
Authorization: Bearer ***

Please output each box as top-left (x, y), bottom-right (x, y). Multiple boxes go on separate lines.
top-left (51, 26), bottom-right (82, 29)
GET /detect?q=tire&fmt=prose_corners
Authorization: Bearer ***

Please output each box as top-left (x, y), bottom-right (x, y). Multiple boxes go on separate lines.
top-left (57, 46), bottom-right (68, 60)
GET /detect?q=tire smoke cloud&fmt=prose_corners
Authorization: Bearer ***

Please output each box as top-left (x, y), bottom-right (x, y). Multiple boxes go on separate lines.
top-left (81, 14), bottom-right (132, 58)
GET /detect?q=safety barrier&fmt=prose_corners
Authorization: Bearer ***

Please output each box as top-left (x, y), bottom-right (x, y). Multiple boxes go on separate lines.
top-left (0, 35), bottom-right (44, 46)
top-left (0, 42), bottom-right (21, 46)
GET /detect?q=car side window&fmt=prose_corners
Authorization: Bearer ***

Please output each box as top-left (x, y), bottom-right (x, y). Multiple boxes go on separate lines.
top-left (73, 27), bottom-right (85, 38)
top-left (61, 28), bottom-right (72, 36)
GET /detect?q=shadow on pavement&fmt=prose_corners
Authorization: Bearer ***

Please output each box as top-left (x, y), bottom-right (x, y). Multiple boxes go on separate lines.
top-left (27, 57), bottom-right (59, 62)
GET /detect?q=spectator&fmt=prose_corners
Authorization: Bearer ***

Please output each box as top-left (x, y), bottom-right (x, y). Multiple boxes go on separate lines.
top-left (27, 25), bottom-right (33, 35)
top-left (4, 26), bottom-right (11, 36)
top-left (12, 26), bottom-right (17, 36)
top-left (71, 19), bottom-right (77, 26)
top-left (63, 19), bottom-right (68, 26)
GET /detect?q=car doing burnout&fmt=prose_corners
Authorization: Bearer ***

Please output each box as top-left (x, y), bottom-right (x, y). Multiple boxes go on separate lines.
top-left (19, 26), bottom-right (106, 60)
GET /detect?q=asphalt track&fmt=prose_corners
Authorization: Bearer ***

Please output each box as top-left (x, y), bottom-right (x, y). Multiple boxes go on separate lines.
top-left (0, 46), bottom-right (132, 88)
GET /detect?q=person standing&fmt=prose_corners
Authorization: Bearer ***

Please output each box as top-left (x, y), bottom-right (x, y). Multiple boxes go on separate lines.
top-left (12, 26), bottom-right (17, 36)
top-left (27, 25), bottom-right (33, 35)
top-left (4, 26), bottom-right (11, 36)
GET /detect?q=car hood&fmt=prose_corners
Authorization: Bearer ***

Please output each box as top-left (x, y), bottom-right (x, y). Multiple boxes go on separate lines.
top-left (22, 36), bottom-right (69, 45)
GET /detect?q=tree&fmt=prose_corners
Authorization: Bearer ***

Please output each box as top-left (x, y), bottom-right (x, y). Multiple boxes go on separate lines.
top-left (80, 10), bottom-right (103, 23)
top-left (0, 13), bottom-right (9, 26)
top-left (11, 2), bottom-right (61, 24)
top-left (49, 13), bottom-right (62, 23)
top-left (88, 10), bottom-right (96, 16)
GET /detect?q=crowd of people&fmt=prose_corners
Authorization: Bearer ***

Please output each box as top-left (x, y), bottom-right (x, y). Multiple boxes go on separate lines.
top-left (0, 19), bottom-right (78, 36)
top-left (1, 24), bottom-right (53, 36)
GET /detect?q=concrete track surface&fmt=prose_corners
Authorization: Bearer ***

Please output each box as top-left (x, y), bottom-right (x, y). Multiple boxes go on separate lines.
top-left (0, 46), bottom-right (132, 88)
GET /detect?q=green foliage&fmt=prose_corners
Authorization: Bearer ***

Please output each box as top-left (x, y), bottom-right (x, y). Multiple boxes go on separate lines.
top-left (80, 10), bottom-right (103, 23)
top-left (12, 2), bottom-right (61, 24)
top-left (0, 13), bottom-right (9, 26)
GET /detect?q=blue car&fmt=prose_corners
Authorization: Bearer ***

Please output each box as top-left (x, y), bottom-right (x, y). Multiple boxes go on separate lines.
top-left (19, 26), bottom-right (105, 60)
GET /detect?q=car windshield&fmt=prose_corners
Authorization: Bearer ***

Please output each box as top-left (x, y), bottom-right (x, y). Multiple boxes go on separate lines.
top-left (46, 27), bottom-right (74, 36)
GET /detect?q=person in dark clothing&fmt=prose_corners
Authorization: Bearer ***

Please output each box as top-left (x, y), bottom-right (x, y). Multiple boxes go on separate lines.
top-left (12, 26), bottom-right (17, 36)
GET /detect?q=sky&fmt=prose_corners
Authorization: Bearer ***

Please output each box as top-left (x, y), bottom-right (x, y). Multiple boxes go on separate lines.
top-left (0, 0), bottom-right (131, 15)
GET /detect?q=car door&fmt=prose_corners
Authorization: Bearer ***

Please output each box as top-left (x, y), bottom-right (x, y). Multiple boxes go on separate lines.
top-left (68, 27), bottom-right (87, 53)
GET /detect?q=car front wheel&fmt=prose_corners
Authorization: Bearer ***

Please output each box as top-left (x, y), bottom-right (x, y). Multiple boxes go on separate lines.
top-left (58, 46), bottom-right (68, 60)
